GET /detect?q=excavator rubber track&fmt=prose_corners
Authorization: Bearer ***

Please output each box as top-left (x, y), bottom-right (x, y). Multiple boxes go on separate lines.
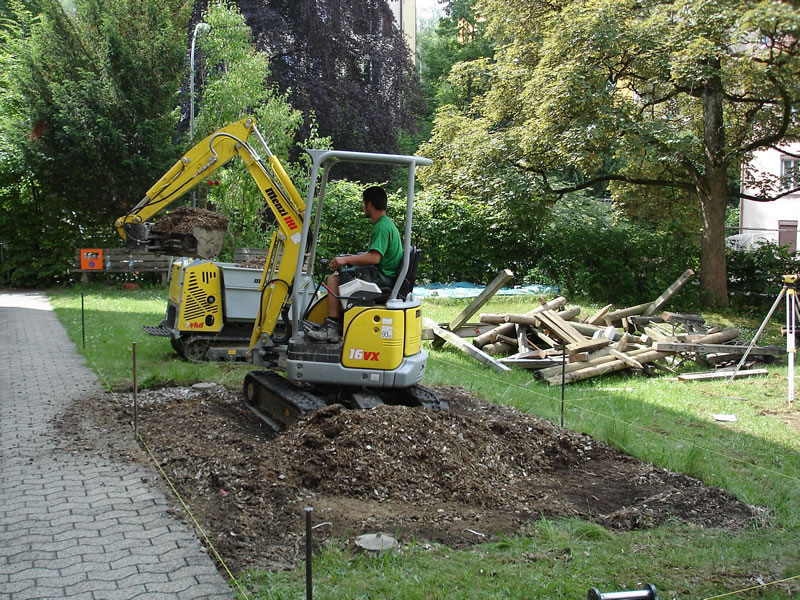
top-left (244, 370), bottom-right (327, 429)
top-left (243, 370), bottom-right (448, 431)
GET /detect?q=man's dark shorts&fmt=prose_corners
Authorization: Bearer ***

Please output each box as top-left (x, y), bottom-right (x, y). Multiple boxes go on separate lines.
top-left (338, 265), bottom-right (395, 289)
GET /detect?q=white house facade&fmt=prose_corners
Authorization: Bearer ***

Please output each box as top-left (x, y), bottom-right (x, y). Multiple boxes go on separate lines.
top-left (738, 143), bottom-right (800, 253)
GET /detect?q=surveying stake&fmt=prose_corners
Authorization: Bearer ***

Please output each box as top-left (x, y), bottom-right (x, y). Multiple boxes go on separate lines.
top-left (727, 274), bottom-right (800, 406)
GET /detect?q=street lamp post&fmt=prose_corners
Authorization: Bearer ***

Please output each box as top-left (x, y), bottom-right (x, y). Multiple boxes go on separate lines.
top-left (190, 22), bottom-right (210, 207)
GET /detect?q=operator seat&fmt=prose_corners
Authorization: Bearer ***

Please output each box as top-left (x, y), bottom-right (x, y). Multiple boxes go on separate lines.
top-left (344, 246), bottom-right (421, 307)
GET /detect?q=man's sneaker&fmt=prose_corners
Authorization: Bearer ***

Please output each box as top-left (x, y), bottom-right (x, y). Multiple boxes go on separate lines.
top-left (306, 318), bottom-right (341, 343)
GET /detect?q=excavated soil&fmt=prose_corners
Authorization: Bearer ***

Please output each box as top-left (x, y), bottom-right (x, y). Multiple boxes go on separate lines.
top-left (54, 384), bottom-right (761, 574)
top-left (151, 206), bottom-right (229, 234)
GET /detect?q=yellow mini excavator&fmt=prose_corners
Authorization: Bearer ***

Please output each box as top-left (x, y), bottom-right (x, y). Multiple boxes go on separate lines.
top-left (115, 117), bottom-right (445, 428)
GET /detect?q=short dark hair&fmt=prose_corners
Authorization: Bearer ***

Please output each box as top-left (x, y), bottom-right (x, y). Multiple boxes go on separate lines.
top-left (362, 186), bottom-right (388, 211)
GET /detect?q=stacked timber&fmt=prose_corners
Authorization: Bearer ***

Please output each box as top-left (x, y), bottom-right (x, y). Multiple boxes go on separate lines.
top-left (427, 268), bottom-right (785, 385)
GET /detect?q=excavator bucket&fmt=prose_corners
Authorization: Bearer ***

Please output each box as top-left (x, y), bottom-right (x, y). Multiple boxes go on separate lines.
top-left (125, 207), bottom-right (228, 258)
top-left (146, 227), bottom-right (226, 259)
top-left (123, 222), bottom-right (225, 258)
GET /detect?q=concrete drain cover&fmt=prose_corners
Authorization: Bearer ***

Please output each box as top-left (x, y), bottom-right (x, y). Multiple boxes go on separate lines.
top-left (354, 533), bottom-right (398, 555)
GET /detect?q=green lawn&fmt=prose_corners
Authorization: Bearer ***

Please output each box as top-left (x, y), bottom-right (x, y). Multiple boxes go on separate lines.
top-left (49, 284), bottom-right (800, 599)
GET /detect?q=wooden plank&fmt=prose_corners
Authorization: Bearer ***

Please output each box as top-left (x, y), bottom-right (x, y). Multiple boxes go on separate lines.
top-left (677, 369), bottom-right (768, 382)
top-left (652, 342), bottom-right (784, 356)
top-left (643, 326), bottom-right (672, 343)
top-left (609, 349), bottom-right (644, 369)
top-left (422, 323), bottom-right (493, 340)
top-left (432, 269), bottom-right (514, 348)
top-left (423, 318), bottom-right (511, 374)
top-left (661, 311), bottom-right (704, 324)
top-left (516, 324), bottom-right (532, 353)
top-left (499, 357), bottom-right (566, 369)
top-left (566, 337), bottom-right (610, 355)
top-left (586, 304), bottom-right (613, 325)
top-left (538, 310), bottom-right (585, 345)
top-left (643, 268), bottom-right (695, 316)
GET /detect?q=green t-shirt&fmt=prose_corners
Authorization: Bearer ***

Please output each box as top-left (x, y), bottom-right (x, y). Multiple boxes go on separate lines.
top-left (369, 215), bottom-right (403, 278)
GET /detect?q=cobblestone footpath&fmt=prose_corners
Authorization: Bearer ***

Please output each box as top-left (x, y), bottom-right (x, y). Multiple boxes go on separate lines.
top-left (0, 291), bottom-right (233, 599)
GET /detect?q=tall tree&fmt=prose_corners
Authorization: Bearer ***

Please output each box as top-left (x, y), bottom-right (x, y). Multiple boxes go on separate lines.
top-left (4, 0), bottom-right (191, 227)
top-left (421, 0), bottom-right (800, 306)
top-left (191, 0), bottom-right (306, 249)
top-left (195, 0), bottom-right (423, 169)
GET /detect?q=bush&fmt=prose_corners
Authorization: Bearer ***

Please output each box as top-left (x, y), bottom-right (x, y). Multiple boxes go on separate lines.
top-left (726, 242), bottom-right (800, 308)
top-left (532, 197), bottom-right (701, 306)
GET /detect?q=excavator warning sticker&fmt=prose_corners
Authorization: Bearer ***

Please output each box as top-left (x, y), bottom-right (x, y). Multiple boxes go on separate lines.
top-left (381, 318), bottom-right (393, 339)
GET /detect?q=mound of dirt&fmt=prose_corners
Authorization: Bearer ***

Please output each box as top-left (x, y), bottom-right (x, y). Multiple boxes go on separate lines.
top-left (55, 385), bottom-right (761, 574)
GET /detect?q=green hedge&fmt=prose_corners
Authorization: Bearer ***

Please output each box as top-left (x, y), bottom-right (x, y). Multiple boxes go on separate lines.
top-left (726, 242), bottom-right (800, 309)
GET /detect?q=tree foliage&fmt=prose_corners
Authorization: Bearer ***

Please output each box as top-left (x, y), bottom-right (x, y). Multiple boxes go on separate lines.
top-left (2, 0), bottom-right (190, 223)
top-left (190, 0), bottom-right (305, 252)
top-left (422, 0), bottom-right (800, 306)
top-left (0, 0), bottom-right (191, 284)
top-left (214, 0), bottom-right (423, 172)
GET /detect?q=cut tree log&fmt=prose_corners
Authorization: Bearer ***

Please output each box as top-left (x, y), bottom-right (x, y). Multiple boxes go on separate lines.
top-left (543, 328), bottom-right (740, 385)
top-left (473, 296), bottom-right (567, 347)
top-left (604, 302), bottom-right (653, 325)
top-left (545, 348), bottom-right (673, 385)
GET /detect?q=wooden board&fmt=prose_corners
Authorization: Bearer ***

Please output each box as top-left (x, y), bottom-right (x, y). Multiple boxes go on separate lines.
top-left (423, 318), bottom-right (511, 374)
top-left (643, 268), bottom-right (695, 316)
top-left (432, 269), bottom-right (513, 348)
top-left (422, 323), bottom-right (493, 340)
top-left (676, 369), bottom-right (768, 381)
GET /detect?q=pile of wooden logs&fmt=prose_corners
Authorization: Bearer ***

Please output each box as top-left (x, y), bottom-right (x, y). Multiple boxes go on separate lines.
top-left (424, 268), bottom-right (784, 385)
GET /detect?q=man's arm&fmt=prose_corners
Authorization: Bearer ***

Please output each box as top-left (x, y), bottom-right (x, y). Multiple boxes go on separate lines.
top-left (330, 250), bottom-right (381, 270)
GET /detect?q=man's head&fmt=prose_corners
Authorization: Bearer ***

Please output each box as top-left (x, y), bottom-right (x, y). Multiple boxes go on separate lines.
top-left (362, 186), bottom-right (388, 216)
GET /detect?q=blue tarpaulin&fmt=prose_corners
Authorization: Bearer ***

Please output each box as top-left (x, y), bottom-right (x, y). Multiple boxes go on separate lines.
top-left (412, 282), bottom-right (558, 299)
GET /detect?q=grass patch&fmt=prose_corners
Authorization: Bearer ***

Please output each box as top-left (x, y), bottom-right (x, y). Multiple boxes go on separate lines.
top-left (48, 285), bottom-right (800, 599)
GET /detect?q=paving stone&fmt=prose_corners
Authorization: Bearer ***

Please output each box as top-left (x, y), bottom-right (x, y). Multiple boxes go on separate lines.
top-left (0, 291), bottom-right (233, 600)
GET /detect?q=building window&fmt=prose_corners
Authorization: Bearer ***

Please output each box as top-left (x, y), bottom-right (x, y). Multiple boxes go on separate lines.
top-left (781, 157), bottom-right (800, 190)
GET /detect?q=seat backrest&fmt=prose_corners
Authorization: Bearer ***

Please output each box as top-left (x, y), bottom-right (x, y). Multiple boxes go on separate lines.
top-left (397, 246), bottom-right (421, 299)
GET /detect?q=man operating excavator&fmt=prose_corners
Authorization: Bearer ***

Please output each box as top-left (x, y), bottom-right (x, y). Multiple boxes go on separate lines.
top-left (308, 185), bottom-right (402, 343)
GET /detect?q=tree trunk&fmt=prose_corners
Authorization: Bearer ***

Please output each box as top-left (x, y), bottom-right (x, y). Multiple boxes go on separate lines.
top-left (698, 180), bottom-right (728, 307)
top-left (699, 67), bottom-right (729, 308)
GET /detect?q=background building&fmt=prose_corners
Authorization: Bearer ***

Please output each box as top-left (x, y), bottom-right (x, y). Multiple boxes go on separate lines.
top-left (388, 0), bottom-right (416, 54)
